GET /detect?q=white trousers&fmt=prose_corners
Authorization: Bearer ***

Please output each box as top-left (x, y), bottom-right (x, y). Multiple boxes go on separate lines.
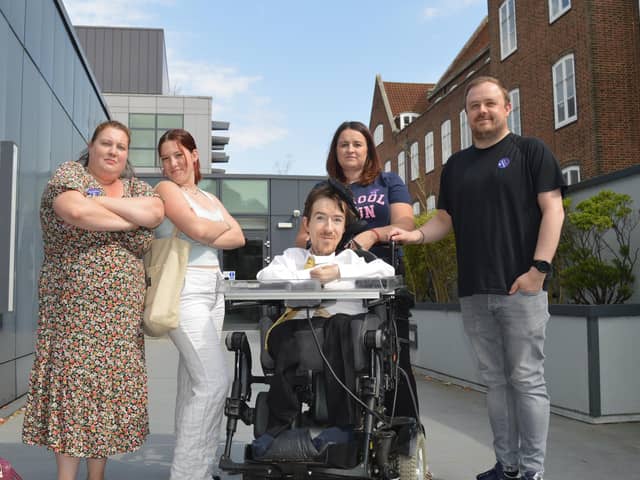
top-left (169, 268), bottom-right (230, 480)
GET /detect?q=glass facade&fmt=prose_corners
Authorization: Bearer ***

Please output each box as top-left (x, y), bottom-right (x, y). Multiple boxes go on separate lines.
top-left (221, 179), bottom-right (269, 215)
top-left (0, 0), bottom-right (109, 406)
top-left (129, 112), bottom-right (183, 168)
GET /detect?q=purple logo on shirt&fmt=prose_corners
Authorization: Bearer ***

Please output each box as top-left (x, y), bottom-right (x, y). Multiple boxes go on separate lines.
top-left (497, 157), bottom-right (511, 169)
top-left (85, 187), bottom-right (102, 197)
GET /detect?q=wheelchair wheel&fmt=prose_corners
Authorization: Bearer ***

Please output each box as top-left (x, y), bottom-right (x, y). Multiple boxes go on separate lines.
top-left (253, 391), bottom-right (269, 439)
top-left (396, 431), bottom-right (431, 480)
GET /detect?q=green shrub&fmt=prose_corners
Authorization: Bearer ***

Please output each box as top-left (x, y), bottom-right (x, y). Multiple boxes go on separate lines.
top-left (403, 212), bottom-right (458, 303)
top-left (553, 190), bottom-right (639, 304)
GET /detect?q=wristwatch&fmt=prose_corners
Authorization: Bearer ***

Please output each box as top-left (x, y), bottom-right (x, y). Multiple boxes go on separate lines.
top-left (532, 259), bottom-right (552, 274)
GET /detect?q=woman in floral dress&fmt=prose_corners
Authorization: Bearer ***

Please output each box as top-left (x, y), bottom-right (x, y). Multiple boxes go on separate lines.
top-left (22, 120), bottom-right (164, 480)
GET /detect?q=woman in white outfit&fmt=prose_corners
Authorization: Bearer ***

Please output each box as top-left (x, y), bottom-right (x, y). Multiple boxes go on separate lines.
top-left (155, 129), bottom-right (245, 480)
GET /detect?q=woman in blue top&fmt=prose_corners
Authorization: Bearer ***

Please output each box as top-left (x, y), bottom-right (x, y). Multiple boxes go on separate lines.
top-left (296, 121), bottom-right (418, 419)
top-left (297, 121), bottom-right (414, 262)
top-left (155, 129), bottom-right (245, 480)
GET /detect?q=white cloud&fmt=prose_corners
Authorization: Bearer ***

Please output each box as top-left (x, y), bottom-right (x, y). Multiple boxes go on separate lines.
top-left (231, 124), bottom-right (288, 151)
top-left (229, 105), bottom-right (289, 151)
top-left (167, 57), bottom-right (262, 100)
top-left (62, 0), bottom-right (174, 26)
top-left (422, 7), bottom-right (440, 20)
top-left (164, 54), bottom-right (287, 151)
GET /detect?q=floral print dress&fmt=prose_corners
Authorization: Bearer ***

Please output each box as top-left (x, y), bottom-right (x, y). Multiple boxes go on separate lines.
top-left (22, 161), bottom-right (155, 457)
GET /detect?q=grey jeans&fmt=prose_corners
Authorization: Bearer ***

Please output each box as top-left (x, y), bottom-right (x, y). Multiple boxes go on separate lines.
top-left (460, 292), bottom-right (550, 475)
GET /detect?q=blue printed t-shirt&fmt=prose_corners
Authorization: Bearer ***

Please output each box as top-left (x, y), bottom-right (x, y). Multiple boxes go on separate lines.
top-left (348, 172), bottom-right (411, 261)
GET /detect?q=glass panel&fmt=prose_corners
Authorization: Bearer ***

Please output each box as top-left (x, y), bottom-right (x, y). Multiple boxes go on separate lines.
top-left (129, 113), bottom-right (155, 128)
top-left (570, 169), bottom-right (579, 184)
top-left (235, 217), bottom-right (268, 230)
top-left (128, 149), bottom-right (156, 168)
top-left (157, 114), bottom-right (183, 129)
top-left (557, 103), bottom-right (565, 123)
top-left (221, 180), bottom-right (268, 214)
top-left (567, 98), bottom-right (576, 118)
top-left (130, 129), bottom-right (156, 149)
top-left (198, 178), bottom-right (218, 196)
top-left (222, 238), bottom-right (263, 281)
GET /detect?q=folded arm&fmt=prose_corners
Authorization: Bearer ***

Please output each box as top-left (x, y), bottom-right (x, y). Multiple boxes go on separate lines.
top-left (155, 181), bottom-right (245, 248)
top-left (93, 196), bottom-right (164, 229)
top-left (53, 190), bottom-right (137, 231)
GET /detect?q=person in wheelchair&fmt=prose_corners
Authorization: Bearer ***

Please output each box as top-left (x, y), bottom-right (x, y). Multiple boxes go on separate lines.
top-left (256, 182), bottom-right (394, 436)
top-left (219, 181), bottom-right (431, 479)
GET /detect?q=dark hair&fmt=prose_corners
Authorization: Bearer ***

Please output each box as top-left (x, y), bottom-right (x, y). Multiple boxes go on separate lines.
top-left (303, 182), bottom-right (356, 228)
top-left (463, 75), bottom-right (511, 110)
top-left (77, 120), bottom-right (134, 178)
top-left (157, 128), bottom-right (202, 183)
top-left (326, 121), bottom-right (381, 186)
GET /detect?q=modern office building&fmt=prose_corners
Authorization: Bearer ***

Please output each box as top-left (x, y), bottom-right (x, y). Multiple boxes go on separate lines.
top-left (0, 0), bottom-right (110, 407)
top-left (75, 25), bottom-right (230, 173)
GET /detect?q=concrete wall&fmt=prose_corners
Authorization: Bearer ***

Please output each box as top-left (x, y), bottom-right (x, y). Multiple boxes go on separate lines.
top-left (411, 303), bottom-right (640, 423)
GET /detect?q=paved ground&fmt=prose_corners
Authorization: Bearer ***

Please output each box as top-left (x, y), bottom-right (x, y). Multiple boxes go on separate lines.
top-left (1, 334), bottom-right (638, 479)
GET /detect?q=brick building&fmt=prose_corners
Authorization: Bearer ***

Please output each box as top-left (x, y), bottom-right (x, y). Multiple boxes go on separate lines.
top-left (370, 1), bottom-right (640, 212)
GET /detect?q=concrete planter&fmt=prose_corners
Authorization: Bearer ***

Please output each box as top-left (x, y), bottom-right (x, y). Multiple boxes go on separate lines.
top-left (410, 303), bottom-right (640, 423)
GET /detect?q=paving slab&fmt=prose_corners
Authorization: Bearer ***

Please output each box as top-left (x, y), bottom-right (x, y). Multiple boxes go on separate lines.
top-left (1, 335), bottom-right (638, 479)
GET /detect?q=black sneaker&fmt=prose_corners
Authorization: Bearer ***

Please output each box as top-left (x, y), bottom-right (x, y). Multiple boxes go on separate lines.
top-left (477, 463), bottom-right (520, 480)
top-left (522, 472), bottom-right (543, 480)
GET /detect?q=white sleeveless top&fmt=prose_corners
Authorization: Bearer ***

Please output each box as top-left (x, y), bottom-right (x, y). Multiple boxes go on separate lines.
top-left (155, 189), bottom-right (224, 267)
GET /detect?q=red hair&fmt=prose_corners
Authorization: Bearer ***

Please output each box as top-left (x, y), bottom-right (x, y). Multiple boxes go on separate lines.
top-left (157, 128), bottom-right (202, 183)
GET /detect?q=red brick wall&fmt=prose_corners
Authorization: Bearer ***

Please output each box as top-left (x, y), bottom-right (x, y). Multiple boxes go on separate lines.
top-left (371, 0), bottom-right (640, 205)
top-left (489, 0), bottom-right (640, 179)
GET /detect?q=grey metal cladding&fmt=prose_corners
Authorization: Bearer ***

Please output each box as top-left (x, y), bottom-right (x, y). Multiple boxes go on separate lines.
top-left (75, 26), bottom-right (166, 95)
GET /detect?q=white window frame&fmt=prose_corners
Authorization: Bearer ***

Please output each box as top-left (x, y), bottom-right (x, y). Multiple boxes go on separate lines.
top-left (373, 124), bottom-right (384, 146)
top-left (507, 88), bottom-right (521, 135)
top-left (397, 151), bottom-right (406, 183)
top-left (426, 195), bottom-right (436, 213)
top-left (553, 54), bottom-right (578, 128)
top-left (499, 0), bottom-right (517, 60)
top-left (441, 120), bottom-right (452, 165)
top-left (425, 131), bottom-right (434, 173)
top-left (384, 160), bottom-right (391, 173)
top-left (459, 110), bottom-right (472, 149)
top-left (409, 141), bottom-right (419, 181)
top-left (562, 165), bottom-right (581, 186)
top-left (549, 0), bottom-right (571, 23)
top-left (412, 201), bottom-right (421, 216)
top-left (399, 112), bottom-right (419, 130)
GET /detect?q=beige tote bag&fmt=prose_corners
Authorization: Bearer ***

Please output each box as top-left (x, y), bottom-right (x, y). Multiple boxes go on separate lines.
top-left (143, 227), bottom-right (190, 337)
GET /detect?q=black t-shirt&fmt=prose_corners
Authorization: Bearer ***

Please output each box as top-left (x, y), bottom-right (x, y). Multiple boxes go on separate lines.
top-left (438, 133), bottom-right (565, 297)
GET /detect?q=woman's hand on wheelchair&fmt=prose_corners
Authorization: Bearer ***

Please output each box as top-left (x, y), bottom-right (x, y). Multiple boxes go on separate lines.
top-left (309, 264), bottom-right (340, 284)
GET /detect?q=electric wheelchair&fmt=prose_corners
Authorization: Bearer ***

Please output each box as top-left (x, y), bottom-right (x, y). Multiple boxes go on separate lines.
top-left (218, 180), bottom-right (430, 480)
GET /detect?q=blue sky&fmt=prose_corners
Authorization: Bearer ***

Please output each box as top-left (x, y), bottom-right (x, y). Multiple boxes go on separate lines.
top-left (63, 0), bottom-right (488, 176)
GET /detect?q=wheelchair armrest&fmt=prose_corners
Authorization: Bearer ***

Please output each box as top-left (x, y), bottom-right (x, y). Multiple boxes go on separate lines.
top-left (225, 331), bottom-right (253, 400)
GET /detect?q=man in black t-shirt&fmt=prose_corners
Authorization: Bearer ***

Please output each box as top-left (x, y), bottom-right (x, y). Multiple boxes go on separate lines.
top-left (390, 76), bottom-right (565, 480)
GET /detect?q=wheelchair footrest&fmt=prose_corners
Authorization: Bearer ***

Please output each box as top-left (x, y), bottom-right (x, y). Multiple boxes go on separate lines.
top-left (251, 427), bottom-right (359, 468)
